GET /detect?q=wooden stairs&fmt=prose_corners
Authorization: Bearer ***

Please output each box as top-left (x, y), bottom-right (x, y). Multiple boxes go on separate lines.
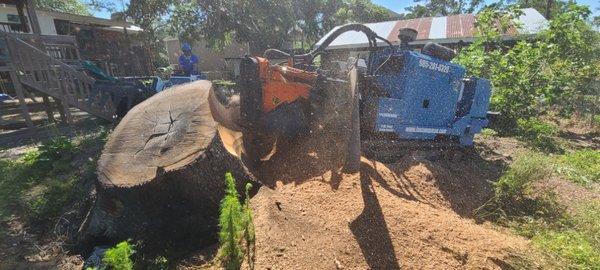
top-left (0, 30), bottom-right (116, 125)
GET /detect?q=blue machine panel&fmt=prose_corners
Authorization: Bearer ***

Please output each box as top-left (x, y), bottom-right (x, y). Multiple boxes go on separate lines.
top-left (368, 48), bottom-right (492, 146)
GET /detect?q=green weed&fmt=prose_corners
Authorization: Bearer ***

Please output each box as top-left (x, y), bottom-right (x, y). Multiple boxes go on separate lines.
top-left (478, 151), bottom-right (600, 269)
top-left (474, 153), bottom-right (554, 220)
top-left (528, 202), bottom-right (600, 269)
top-left (556, 150), bottom-right (600, 185)
top-left (26, 176), bottom-right (82, 221)
top-left (480, 128), bottom-right (498, 137)
top-left (516, 118), bottom-right (562, 153)
top-left (103, 241), bottom-right (135, 270)
top-left (0, 131), bottom-right (106, 224)
top-left (533, 230), bottom-right (600, 268)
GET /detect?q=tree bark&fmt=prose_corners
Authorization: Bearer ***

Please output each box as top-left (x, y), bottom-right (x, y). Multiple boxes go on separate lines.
top-left (79, 81), bottom-right (255, 247)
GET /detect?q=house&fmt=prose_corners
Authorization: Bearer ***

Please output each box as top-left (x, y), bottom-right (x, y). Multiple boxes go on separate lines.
top-left (0, 2), bottom-right (152, 76)
top-left (316, 8), bottom-right (548, 61)
top-left (0, 0), bottom-right (152, 132)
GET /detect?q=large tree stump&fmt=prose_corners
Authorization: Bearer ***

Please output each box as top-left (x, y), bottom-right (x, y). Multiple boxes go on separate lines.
top-left (79, 81), bottom-right (255, 247)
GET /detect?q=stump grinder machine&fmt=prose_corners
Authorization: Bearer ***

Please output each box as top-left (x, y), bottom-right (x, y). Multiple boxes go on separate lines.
top-left (208, 24), bottom-right (492, 172)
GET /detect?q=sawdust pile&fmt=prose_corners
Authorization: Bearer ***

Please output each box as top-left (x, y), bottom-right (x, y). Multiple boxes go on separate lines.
top-left (243, 154), bottom-right (530, 269)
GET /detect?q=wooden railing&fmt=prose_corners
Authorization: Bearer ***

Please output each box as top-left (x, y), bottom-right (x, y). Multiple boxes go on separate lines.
top-left (1, 31), bottom-right (115, 121)
top-left (0, 22), bottom-right (26, 34)
top-left (44, 43), bottom-right (81, 66)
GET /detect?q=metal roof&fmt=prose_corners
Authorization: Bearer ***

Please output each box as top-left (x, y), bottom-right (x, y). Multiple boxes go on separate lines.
top-left (316, 8), bottom-right (548, 50)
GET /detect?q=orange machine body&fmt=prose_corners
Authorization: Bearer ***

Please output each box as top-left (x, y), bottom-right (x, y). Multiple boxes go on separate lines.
top-left (255, 57), bottom-right (317, 112)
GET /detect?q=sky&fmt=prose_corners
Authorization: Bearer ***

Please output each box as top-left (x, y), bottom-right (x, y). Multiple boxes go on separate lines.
top-left (93, 0), bottom-right (599, 19)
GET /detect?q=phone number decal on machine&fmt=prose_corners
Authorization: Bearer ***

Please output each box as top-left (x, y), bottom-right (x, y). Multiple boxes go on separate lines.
top-left (418, 59), bottom-right (450, 73)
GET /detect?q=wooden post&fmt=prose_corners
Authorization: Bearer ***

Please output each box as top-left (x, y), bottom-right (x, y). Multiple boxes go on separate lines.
top-left (56, 99), bottom-right (70, 124)
top-left (15, 0), bottom-right (30, 33)
top-left (41, 94), bottom-right (55, 122)
top-left (25, 0), bottom-right (42, 35)
top-left (9, 71), bottom-right (34, 129)
top-left (55, 70), bottom-right (72, 124)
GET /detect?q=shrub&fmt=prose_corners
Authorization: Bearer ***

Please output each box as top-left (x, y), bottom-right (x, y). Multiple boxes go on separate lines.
top-left (217, 172), bottom-right (244, 270)
top-left (103, 241), bottom-right (135, 270)
top-left (455, 4), bottom-right (600, 127)
top-left (217, 173), bottom-right (255, 270)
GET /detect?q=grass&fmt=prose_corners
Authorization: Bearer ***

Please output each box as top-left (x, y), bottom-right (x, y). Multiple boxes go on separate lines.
top-left (516, 118), bottom-right (562, 153)
top-left (475, 146), bottom-right (600, 268)
top-left (474, 153), bottom-right (555, 220)
top-left (556, 149), bottom-right (600, 185)
top-left (524, 202), bottom-right (600, 269)
top-left (0, 128), bottom-right (108, 228)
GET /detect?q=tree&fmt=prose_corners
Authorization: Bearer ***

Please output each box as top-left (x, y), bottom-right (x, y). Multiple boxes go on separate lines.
top-left (195, 0), bottom-right (296, 52)
top-left (195, 0), bottom-right (394, 52)
top-left (125, 0), bottom-right (394, 55)
top-left (454, 4), bottom-right (600, 128)
top-left (126, 0), bottom-right (171, 66)
top-left (404, 0), bottom-right (484, 18)
top-left (511, 0), bottom-right (572, 19)
top-left (35, 0), bottom-right (91, 16)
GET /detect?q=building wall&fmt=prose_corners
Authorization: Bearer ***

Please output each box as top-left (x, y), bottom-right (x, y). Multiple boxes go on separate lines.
top-left (37, 12), bottom-right (57, 35)
top-left (165, 38), bottom-right (249, 73)
top-left (0, 6), bottom-right (58, 35)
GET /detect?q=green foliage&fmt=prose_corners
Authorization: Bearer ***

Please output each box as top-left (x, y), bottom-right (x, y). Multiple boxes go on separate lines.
top-left (516, 118), bottom-right (561, 152)
top-left (479, 128), bottom-right (498, 137)
top-left (474, 149), bottom-right (600, 268)
top-left (128, 0), bottom-right (393, 53)
top-left (27, 176), bottom-right (81, 221)
top-left (37, 136), bottom-right (76, 172)
top-left (475, 153), bottom-right (554, 220)
top-left (525, 202), bottom-right (600, 269)
top-left (0, 130), bottom-right (108, 224)
top-left (103, 241), bottom-right (135, 270)
top-left (533, 230), bottom-right (600, 268)
top-left (556, 150), bottom-right (600, 185)
top-left (217, 173), bottom-right (255, 270)
top-left (218, 172), bottom-right (244, 270)
top-left (494, 153), bottom-right (552, 202)
top-left (35, 0), bottom-right (91, 16)
top-left (404, 0), bottom-right (483, 18)
top-left (455, 4), bottom-right (600, 128)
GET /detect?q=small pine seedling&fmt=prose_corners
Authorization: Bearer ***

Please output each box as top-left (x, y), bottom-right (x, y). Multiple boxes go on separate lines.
top-left (217, 172), bottom-right (244, 270)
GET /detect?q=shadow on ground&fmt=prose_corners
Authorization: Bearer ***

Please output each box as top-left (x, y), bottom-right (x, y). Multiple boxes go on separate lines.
top-left (349, 162), bottom-right (401, 270)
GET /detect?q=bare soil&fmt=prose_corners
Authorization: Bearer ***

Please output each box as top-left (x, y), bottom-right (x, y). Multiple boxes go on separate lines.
top-left (245, 156), bottom-right (531, 269)
top-left (182, 131), bottom-right (539, 269)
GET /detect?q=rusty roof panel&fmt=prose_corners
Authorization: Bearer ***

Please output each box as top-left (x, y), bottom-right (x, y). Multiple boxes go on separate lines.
top-left (460, 14), bottom-right (476, 38)
top-left (416, 17), bottom-right (432, 40)
top-left (446, 15), bottom-right (461, 38)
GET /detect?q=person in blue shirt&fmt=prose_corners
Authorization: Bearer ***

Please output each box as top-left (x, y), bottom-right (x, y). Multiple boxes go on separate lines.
top-left (178, 43), bottom-right (200, 76)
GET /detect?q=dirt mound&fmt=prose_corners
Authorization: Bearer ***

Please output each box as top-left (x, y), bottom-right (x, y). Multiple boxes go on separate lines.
top-left (190, 150), bottom-right (532, 269)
